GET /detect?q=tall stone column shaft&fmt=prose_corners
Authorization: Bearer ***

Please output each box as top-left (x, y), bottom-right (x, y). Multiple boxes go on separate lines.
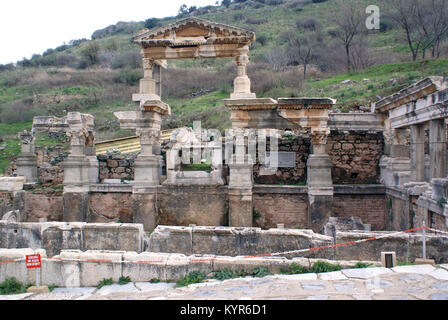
top-left (410, 124), bottom-right (426, 182)
top-left (307, 129), bottom-right (333, 233)
top-left (429, 119), bottom-right (447, 179)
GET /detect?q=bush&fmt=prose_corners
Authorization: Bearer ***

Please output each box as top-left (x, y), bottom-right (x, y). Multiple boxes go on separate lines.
top-left (175, 271), bottom-right (207, 287)
top-left (111, 51), bottom-right (141, 69)
top-left (246, 17), bottom-right (268, 25)
top-left (97, 278), bottom-right (114, 289)
top-left (309, 261), bottom-right (341, 273)
top-left (280, 263), bottom-right (308, 274)
top-left (214, 269), bottom-right (237, 281)
top-left (0, 277), bottom-right (31, 295)
top-left (144, 18), bottom-right (161, 29)
top-left (252, 267), bottom-right (271, 277)
top-left (296, 18), bottom-right (319, 31)
top-left (118, 276), bottom-right (131, 285)
top-left (114, 68), bottom-right (142, 86)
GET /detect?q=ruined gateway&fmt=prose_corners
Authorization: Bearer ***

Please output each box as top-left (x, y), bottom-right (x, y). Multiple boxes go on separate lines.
top-left (2, 18), bottom-right (448, 286)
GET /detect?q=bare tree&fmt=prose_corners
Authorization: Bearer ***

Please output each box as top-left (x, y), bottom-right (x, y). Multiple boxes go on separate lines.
top-left (387, 0), bottom-right (448, 61)
top-left (285, 32), bottom-right (321, 80)
top-left (331, 0), bottom-right (365, 72)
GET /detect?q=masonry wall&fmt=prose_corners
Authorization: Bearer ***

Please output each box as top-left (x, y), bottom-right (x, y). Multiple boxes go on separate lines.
top-left (333, 194), bottom-right (387, 230)
top-left (98, 152), bottom-right (136, 181)
top-left (157, 186), bottom-right (229, 227)
top-left (88, 192), bottom-right (133, 223)
top-left (253, 134), bottom-right (311, 185)
top-left (253, 187), bottom-right (309, 229)
top-left (22, 192), bottom-right (63, 222)
top-left (327, 131), bottom-right (384, 184)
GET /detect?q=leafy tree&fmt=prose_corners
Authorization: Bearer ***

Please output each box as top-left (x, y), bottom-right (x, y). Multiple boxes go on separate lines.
top-left (80, 42), bottom-right (100, 67)
top-left (144, 18), bottom-right (160, 29)
top-left (222, 0), bottom-right (231, 7)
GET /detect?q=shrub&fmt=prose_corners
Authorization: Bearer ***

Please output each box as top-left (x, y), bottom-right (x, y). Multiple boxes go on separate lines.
top-left (80, 42), bottom-right (100, 67)
top-left (97, 278), bottom-right (114, 289)
top-left (144, 18), bottom-right (161, 29)
top-left (251, 267), bottom-right (271, 277)
top-left (280, 263), bottom-right (308, 274)
top-left (214, 269), bottom-right (237, 281)
top-left (296, 18), bottom-right (319, 31)
top-left (0, 277), bottom-right (31, 295)
top-left (118, 276), bottom-right (131, 285)
top-left (175, 271), bottom-right (207, 287)
top-left (111, 51), bottom-right (141, 69)
top-left (309, 261), bottom-right (341, 273)
top-left (353, 262), bottom-right (373, 269)
top-left (114, 68), bottom-right (142, 86)
top-left (246, 17), bottom-right (268, 25)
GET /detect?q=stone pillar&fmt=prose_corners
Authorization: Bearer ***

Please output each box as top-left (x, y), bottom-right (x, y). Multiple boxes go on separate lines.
top-left (429, 119), bottom-right (447, 179)
top-left (230, 45), bottom-right (256, 100)
top-left (134, 128), bottom-right (162, 187)
top-left (307, 129), bottom-right (333, 233)
top-left (62, 112), bottom-right (95, 222)
top-left (381, 128), bottom-right (411, 187)
top-left (16, 130), bottom-right (38, 184)
top-left (410, 124), bottom-right (425, 182)
top-left (228, 125), bottom-right (254, 229)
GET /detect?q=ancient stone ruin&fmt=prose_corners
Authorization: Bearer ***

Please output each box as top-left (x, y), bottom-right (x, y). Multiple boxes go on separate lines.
top-left (2, 18), bottom-right (448, 286)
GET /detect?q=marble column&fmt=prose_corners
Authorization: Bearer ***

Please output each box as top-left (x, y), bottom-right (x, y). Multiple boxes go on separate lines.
top-left (410, 124), bottom-right (426, 182)
top-left (307, 129), bottom-right (333, 233)
top-left (429, 119), bottom-right (447, 179)
top-left (16, 130), bottom-right (38, 184)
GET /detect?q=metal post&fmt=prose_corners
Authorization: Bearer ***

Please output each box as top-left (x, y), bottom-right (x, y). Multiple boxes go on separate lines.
top-left (422, 219), bottom-right (426, 260)
top-left (35, 268), bottom-right (40, 287)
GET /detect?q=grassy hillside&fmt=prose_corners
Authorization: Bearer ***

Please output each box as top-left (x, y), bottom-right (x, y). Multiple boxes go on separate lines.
top-left (1, 0), bottom-right (448, 173)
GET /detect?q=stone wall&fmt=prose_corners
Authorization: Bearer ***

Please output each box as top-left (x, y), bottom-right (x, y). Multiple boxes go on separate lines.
top-left (98, 152), bottom-right (136, 181)
top-left (0, 248), bottom-right (379, 286)
top-left (327, 131), bottom-right (384, 184)
top-left (0, 221), bottom-right (146, 257)
top-left (148, 225), bottom-right (332, 258)
top-left (22, 192), bottom-right (63, 222)
top-left (253, 186), bottom-right (308, 229)
top-left (149, 225), bottom-right (448, 264)
top-left (333, 194), bottom-right (387, 230)
top-left (0, 192), bottom-right (14, 217)
top-left (253, 133), bottom-right (311, 185)
top-left (335, 231), bottom-right (448, 264)
top-left (88, 192), bottom-right (133, 223)
top-left (157, 186), bottom-right (228, 226)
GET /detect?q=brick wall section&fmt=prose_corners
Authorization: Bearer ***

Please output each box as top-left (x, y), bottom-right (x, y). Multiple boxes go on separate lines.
top-left (253, 194), bottom-right (309, 229)
top-left (98, 152), bottom-right (136, 181)
top-left (333, 194), bottom-right (387, 230)
top-left (429, 210), bottom-right (448, 232)
top-left (327, 131), bottom-right (384, 184)
top-left (253, 135), bottom-right (311, 185)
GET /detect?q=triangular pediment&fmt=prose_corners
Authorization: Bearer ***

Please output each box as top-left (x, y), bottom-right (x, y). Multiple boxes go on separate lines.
top-left (134, 18), bottom-right (255, 47)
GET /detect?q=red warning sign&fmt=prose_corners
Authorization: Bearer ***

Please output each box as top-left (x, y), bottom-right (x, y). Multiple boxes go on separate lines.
top-left (26, 254), bottom-right (41, 269)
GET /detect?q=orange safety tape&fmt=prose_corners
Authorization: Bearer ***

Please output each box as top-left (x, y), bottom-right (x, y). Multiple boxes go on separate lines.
top-left (244, 226), bottom-right (430, 258)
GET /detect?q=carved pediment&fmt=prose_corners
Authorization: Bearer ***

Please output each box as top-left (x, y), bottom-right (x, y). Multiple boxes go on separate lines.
top-left (134, 17), bottom-right (255, 48)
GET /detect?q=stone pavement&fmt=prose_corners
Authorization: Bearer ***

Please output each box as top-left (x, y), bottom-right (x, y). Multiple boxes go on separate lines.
top-left (2, 264), bottom-right (448, 300)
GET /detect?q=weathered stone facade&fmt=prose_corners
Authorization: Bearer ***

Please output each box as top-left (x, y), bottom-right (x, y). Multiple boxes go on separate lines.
top-left (327, 131), bottom-right (384, 184)
top-left (98, 152), bottom-right (136, 181)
